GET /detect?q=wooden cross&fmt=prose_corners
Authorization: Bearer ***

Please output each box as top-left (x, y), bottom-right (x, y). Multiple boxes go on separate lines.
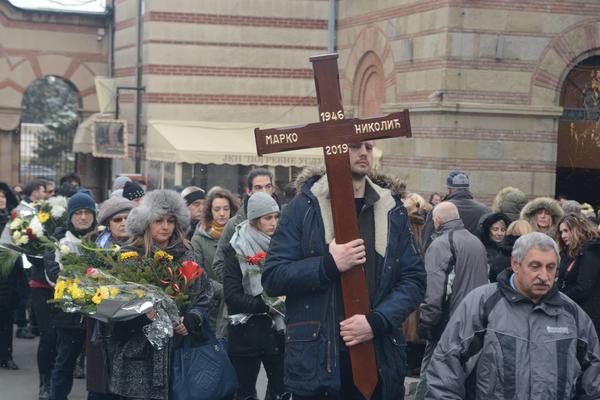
top-left (255, 53), bottom-right (412, 399)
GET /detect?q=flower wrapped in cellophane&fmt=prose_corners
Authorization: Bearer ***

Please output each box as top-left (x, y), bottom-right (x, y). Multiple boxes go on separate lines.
top-left (50, 244), bottom-right (205, 349)
top-left (0, 201), bottom-right (61, 278)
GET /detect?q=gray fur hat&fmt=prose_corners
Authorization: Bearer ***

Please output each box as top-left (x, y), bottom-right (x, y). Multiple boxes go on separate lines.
top-left (126, 189), bottom-right (191, 238)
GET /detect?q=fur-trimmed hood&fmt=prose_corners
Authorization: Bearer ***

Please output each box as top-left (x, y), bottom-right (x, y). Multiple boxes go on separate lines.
top-left (294, 166), bottom-right (406, 257)
top-left (479, 212), bottom-right (511, 247)
top-left (492, 186), bottom-right (527, 222)
top-left (294, 166), bottom-right (406, 198)
top-left (520, 196), bottom-right (563, 235)
top-left (126, 189), bottom-right (191, 238)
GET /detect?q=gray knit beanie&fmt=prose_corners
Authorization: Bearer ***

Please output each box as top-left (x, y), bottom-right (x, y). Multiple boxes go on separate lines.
top-left (247, 192), bottom-right (279, 221)
top-left (112, 176), bottom-right (132, 191)
top-left (98, 196), bottom-right (133, 226)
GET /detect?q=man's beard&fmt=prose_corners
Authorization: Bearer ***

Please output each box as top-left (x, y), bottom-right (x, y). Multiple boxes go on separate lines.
top-left (352, 171), bottom-right (368, 180)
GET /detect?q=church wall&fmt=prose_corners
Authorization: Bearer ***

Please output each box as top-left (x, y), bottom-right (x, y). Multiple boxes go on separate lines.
top-left (112, 0), bottom-right (330, 182)
top-left (0, 0), bottom-right (109, 184)
top-left (337, 0), bottom-right (600, 204)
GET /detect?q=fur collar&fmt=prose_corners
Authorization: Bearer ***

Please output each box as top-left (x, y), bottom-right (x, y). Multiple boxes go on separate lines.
top-left (295, 166), bottom-right (406, 196)
top-left (308, 174), bottom-right (398, 257)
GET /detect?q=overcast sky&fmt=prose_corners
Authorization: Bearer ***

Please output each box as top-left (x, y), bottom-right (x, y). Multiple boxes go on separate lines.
top-left (9, 0), bottom-right (106, 13)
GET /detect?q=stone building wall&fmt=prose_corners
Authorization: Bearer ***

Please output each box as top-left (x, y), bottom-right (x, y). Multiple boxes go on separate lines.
top-left (0, 0), bottom-right (109, 184)
top-left (113, 0), bottom-right (330, 176)
top-left (336, 0), bottom-right (600, 203)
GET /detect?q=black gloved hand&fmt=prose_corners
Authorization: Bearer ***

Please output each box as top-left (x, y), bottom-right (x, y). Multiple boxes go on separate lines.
top-left (182, 312), bottom-right (203, 336)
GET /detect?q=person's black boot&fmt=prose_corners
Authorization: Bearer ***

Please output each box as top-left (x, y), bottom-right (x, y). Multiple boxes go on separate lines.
top-left (39, 373), bottom-right (51, 400)
top-left (74, 353), bottom-right (85, 379)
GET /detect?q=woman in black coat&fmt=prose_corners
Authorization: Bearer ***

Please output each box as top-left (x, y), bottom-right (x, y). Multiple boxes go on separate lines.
top-left (479, 212), bottom-right (511, 282)
top-left (557, 213), bottom-right (600, 335)
top-left (223, 192), bottom-right (285, 400)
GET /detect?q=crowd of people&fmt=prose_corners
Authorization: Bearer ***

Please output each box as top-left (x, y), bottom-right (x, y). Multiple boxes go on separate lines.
top-left (0, 140), bottom-right (600, 400)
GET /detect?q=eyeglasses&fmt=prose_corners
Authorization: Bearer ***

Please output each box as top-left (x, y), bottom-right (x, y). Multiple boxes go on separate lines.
top-left (111, 216), bottom-right (128, 223)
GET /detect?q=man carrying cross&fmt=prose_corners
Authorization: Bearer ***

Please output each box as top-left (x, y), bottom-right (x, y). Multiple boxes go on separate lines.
top-left (262, 139), bottom-right (426, 399)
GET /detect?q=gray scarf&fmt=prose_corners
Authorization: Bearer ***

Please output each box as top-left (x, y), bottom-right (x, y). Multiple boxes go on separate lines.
top-left (230, 220), bottom-right (270, 296)
top-left (229, 221), bottom-right (285, 331)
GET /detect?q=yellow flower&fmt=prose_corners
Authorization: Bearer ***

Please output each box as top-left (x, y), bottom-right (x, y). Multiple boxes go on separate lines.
top-left (69, 286), bottom-right (85, 300)
top-left (54, 279), bottom-right (66, 300)
top-left (91, 293), bottom-right (102, 304)
top-left (37, 212), bottom-right (50, 223)
top-left (99, 286), bottom-right (110, 300)
top-left (109, 288), bottom-right (120, 297)
top-left (119, 251), bottom-right (140, 261)
top-left (134, 290), bottom-right (144, 298)
top-left (154, 250), bottom-right (173, 262)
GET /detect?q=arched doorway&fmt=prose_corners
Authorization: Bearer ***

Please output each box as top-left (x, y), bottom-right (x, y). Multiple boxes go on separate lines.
top-left (20, 76), bottom-right (80, 184)
top-left (556, 56), bottom-right (600, 207)
top-left (352, 52), bottom-right (385, 117)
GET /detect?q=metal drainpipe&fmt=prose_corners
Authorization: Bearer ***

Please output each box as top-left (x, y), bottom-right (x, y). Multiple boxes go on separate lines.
top-left (134, 0), bottom-right (143, 173)
top-left (328, 0), bottom-right (336, 53)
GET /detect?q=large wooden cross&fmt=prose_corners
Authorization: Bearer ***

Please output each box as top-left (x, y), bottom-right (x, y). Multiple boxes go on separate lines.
top-left (255, 54), bottom-right (412, 399)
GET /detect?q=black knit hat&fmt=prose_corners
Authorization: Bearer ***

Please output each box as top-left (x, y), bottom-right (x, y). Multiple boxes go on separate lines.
top-left (123, 181), bottom-right (145, 201)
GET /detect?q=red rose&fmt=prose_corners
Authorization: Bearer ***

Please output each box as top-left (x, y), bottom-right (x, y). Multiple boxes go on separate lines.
top-left (10, 211), bottom-right (17, 220)
top-left (179, 260), bottom-right (203, 281)
top-left (256, 251), bottom-right (267, 261)
top-left (26, 227), bottom-right (33, 235)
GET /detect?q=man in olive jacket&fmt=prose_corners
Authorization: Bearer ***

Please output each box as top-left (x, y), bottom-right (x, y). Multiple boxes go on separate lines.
top-left (425, 232), bottom-right (600, 399)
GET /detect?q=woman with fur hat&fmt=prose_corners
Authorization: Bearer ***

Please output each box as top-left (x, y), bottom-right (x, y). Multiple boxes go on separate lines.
top-left (557, 214), bottom-right (600, 335)
top-left (223, 191), bottom-right (286, 400)
top-left (109, 189), bottom-right (213, 400)
top-left (520, 196), bottom-right (564, 237)
top-left (191, 187), bottom-right (238, 338)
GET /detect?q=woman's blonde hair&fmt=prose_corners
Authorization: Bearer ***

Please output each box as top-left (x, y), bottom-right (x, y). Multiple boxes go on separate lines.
top-left (507, 220), bottom-right (534, 236)
top-left (130, 216), bottom-right (191, 257)
top-left (403, 192), bottom-right (432, 215)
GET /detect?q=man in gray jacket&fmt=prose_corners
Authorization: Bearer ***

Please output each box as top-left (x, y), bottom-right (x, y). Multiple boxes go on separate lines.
top-left (415, 202), bottom-right (488, 399)
top-left (425, 232), bottom-right (600, 399)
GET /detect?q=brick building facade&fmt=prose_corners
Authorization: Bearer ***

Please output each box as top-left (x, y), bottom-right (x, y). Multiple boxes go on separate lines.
top-left (2, 0), bottom-right (600, 203)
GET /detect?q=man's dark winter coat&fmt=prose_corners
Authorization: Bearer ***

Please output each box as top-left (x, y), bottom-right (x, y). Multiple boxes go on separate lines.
top-left (262, 169), bottom-right (426, 399)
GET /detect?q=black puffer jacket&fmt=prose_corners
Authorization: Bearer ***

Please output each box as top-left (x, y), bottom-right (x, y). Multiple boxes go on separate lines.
top-left (479, 212), bottom-right (512, 282)
top-left (558, 239), bottom-right (600, 335)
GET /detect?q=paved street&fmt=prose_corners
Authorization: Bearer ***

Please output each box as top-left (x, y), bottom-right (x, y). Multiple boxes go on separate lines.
top-left (0, 328), bottom-right (267, 400)
top-left (0, 333), bottom-right (86, 400)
